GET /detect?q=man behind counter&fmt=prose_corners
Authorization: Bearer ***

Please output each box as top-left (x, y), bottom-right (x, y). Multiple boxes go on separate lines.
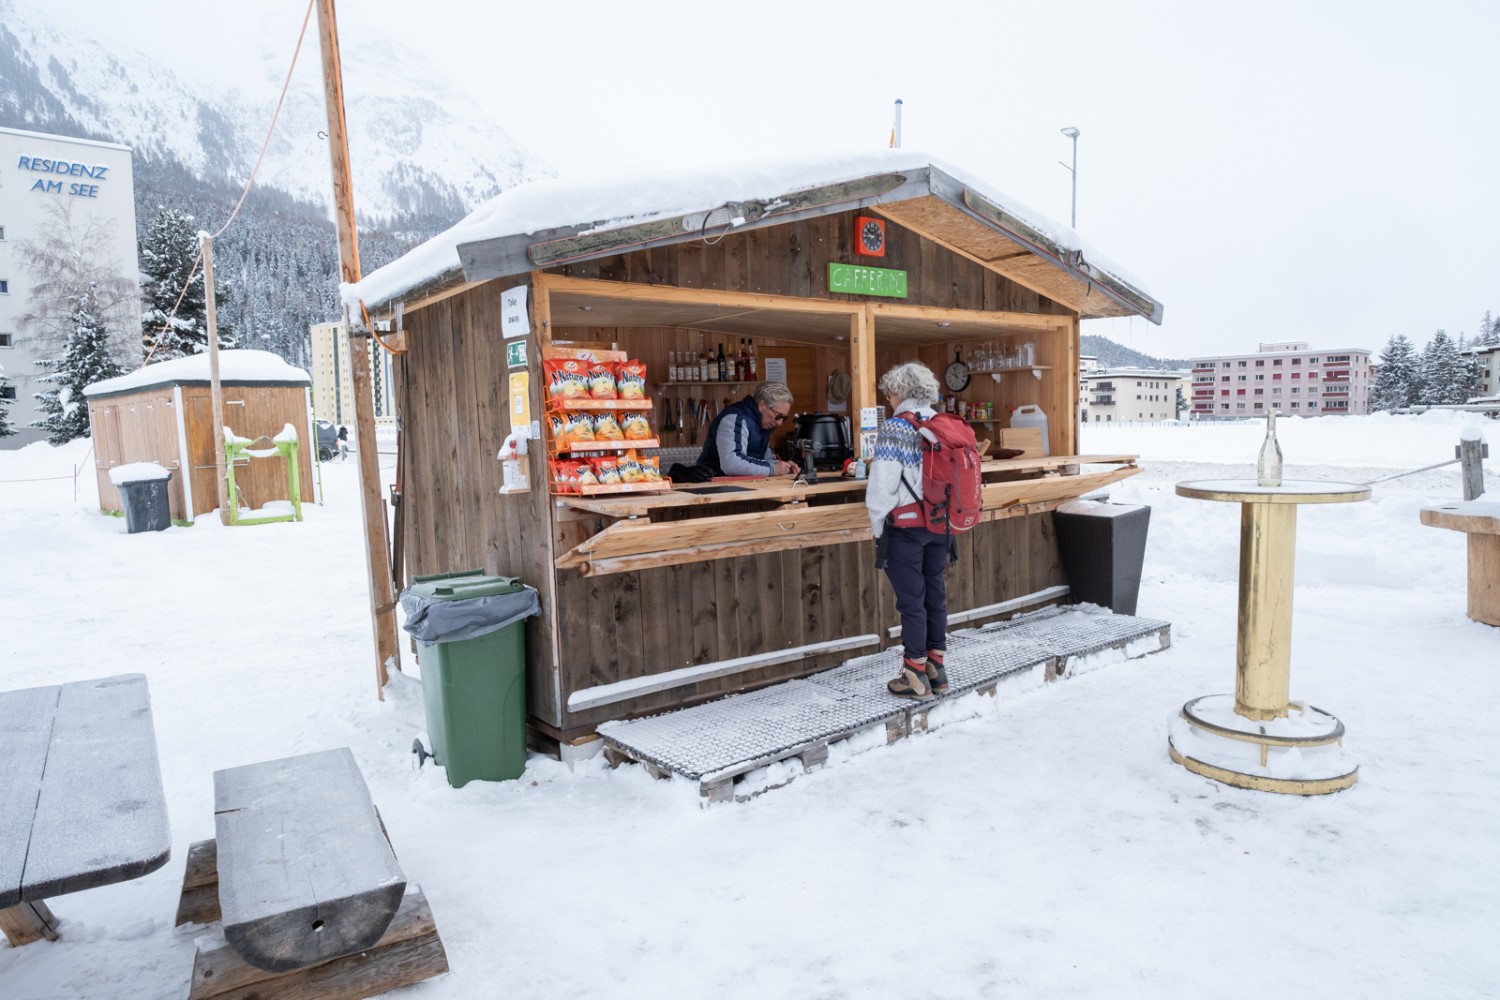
top-left (697, 382), bottom-right (802, 478)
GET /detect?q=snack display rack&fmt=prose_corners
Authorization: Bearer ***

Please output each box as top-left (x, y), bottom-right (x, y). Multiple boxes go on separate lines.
top-left (544, 348), bottom-right (672, 496)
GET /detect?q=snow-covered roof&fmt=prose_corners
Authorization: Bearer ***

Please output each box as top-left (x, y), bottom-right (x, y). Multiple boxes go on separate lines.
top-left (83, 349), bottom-right (310, 398)
top-left (345, 149), bottom-right (1163, 324)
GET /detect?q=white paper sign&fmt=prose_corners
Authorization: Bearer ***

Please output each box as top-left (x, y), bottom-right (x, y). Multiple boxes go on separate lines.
top-left (764, 357), bottom-right (788, 385)
top-left (501, 284), bottom-right (529, 339)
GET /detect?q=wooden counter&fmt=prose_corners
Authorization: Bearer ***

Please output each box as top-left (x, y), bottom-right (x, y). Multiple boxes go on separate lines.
top-left (555, 454), bottom-right (1140, 576)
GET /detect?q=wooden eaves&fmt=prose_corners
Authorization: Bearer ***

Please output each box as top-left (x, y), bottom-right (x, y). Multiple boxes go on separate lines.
top-left (443, 163), bottom-right (1163, 325)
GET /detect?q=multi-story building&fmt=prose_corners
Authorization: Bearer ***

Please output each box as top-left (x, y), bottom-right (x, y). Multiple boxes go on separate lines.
top-left (0, 127), bottom-right (139, 447)
top-left (1462, 344), bottom-right (1500, 401)
top-left (1081, 367), bottom-right (1187, 424)
top-left (307, 319), bottom-right (399, 431)
top-left (1189, 341), bottom-right (1371, 419)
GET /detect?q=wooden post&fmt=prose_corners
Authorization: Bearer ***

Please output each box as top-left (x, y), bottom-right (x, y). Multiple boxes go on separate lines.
top-left (316, 0), bottom-right (401, 697)
top-left (0, 900), bottom-right (60, 946)
top-left (201, 234), bottom-right (230, 525)
top-left (1460, 434), bottom-right (1485, 501)
top-left (850, 304), bottom-right (875, 416)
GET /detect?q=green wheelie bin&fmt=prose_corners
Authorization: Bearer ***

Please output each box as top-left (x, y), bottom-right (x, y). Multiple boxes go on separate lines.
top-left (400, 570), bottom-right (540, 787)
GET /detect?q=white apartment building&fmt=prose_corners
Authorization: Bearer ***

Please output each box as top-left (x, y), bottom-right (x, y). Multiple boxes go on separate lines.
top-left (0, 127), bottom-right (140, 446)
top-left (307, 319), bottom-right (399, 431)
top-left (1189, 341), bottom-right (1371, 418)
top-left (1463, 344), bottom-right (1500, 401)
top-left (1081, 367), bottom-right (1187, 423)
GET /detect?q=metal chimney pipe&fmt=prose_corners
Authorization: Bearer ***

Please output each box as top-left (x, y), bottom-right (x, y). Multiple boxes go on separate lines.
top-left (891, 99), bottom-right (903, 149)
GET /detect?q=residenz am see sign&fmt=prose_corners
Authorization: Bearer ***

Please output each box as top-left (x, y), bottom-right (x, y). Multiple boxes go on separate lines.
top-left (827, 263), bottom-right (908, 299)
top-left (15, 156), bottom-right (113, 198)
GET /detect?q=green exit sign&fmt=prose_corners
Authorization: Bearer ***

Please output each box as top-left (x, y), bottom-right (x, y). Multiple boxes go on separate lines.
top-left (828, 262), bottom-right (908, 298)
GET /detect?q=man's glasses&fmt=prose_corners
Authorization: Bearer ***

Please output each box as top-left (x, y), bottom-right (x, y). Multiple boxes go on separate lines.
top-left (772, 409), bottom-right (790, 423)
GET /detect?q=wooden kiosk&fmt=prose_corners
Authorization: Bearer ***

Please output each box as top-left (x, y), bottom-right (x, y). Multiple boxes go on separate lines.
top-left (352, 155), bottom-right (1163, 746)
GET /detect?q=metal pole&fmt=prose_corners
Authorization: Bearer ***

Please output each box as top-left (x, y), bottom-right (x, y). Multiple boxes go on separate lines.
top-left (891, 99), bottom-right (902, 149)
top-left (201, 234), bottom-right (230, 524)
top-left (1059, 127), bottom-right (1080, 228)
top-left (316, 0), bottom-right (401, 700)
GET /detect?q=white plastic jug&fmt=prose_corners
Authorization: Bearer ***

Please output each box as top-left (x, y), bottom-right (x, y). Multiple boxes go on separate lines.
top-left (1009, 404), bottom-right (1050, 456)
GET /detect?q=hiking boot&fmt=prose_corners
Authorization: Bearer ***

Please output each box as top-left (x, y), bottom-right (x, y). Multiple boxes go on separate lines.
top-left (925, 651), bottom-right (950, 695)
top-left (887, 658), bottom-right (933, 700)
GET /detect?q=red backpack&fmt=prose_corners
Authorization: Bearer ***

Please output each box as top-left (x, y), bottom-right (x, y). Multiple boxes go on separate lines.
top-left (890, 411), bottom-right (983, 536)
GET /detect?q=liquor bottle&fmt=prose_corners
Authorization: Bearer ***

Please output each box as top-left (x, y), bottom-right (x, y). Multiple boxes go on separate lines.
top-left (748, 340), bottom-right (757, 379)
top-left (739, 339), bottom-right (750, 381)
top-left (717, 343), bottom-right (728, 382)
top-left (668, 351), bottom-right (677, 382)
top-left (1256, 409), bottom-right (1283, 487)
top-left (699, 350), bottom-right (710, 382)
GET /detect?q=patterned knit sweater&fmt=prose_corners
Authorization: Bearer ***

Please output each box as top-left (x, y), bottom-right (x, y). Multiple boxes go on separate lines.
top-left (865, 400), bottom-right (936, 537)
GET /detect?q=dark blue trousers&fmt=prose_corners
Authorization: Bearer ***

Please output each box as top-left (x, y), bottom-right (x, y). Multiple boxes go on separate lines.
top-left (883, 526), bottom-right (949, 660)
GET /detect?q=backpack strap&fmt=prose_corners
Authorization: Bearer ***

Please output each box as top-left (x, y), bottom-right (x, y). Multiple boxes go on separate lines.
top-left (895, 411), bottom-right (924, 504)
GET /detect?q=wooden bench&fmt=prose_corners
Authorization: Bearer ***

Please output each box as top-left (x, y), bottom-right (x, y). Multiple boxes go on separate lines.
top-left (0, 673), bottom-right (170, 946)
top-left (1420, 500), bottom-right (1500, 626)
top-left (176, 747), bottom-right (447, 1000)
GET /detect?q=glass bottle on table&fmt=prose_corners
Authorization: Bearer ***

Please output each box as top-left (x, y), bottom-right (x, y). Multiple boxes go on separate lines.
top-left (1256, 409), bottom-right (1283, 487)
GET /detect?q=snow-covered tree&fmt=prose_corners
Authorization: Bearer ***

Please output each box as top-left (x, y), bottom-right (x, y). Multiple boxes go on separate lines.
top-left (139, 208), bottom-right (236, 362)
top-left (1370, 335), bottom-right (1421, 410)
top-left (0, 368), bottom-right (16, 439)
top-left (32, 286), bottom-right (125, 445)
top-left (1481, 310), bottom-right (1499, 348)
top-left (1419, 330), bottom-right (1473, 405)
top-left (14, 200), bottom-right (138, 366)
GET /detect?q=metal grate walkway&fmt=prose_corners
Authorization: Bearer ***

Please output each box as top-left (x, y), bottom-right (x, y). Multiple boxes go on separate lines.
top-left (599, 605), bottom-right (1171, 801)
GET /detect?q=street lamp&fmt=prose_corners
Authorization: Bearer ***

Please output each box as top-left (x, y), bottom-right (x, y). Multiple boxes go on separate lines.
top-left (1059, 126), bottom-right (1080, 228)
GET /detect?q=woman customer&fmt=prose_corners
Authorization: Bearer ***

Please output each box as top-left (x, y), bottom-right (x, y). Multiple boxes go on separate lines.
top-left (865, 361), bottom-right (950, 700)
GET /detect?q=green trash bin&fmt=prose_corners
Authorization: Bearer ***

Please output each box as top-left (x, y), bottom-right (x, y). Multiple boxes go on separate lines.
top-left (400, 569), bottom-right (540, 787)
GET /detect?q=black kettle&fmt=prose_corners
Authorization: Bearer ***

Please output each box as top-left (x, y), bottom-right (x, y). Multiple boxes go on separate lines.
top-left (790, 413), bottom-right (852, 471)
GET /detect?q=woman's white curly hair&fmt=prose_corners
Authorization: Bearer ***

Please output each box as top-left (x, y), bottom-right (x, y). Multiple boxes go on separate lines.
top-left (878, 362), bottom-right (941, 406)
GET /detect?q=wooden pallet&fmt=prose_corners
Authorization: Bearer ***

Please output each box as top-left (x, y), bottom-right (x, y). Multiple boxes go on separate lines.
top-left (600, 609), bottom-right (1171, 803)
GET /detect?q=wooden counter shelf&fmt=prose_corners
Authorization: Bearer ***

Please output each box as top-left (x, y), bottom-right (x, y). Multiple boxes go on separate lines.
top-left (555, 454), bottom-right (1140, 575)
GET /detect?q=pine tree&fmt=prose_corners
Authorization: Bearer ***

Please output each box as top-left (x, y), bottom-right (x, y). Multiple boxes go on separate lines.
top-left (139, 208), bottom-right (236, 361)
top-left (0, 368), bottom-right (16, 439)
top-left (1482, 311), bottom-right (1499, 348)
top-left (1371, 334), bottom-right (1421, 410)
top-left (32, 286), bottom-right (126, 445)
top-left (1419, 330), bottom-right (1469, 405)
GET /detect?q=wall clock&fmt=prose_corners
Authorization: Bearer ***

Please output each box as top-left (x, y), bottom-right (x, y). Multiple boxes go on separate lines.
top-left (945, 347), bottom-right (971, 392)
top-left (856, 215), bottom-right (886, 257)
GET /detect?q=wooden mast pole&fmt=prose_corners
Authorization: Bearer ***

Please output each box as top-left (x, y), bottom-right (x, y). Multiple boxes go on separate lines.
top-left (200, 234), bottom-right (231, 525)
top-left (315, 0), bottom-right (400, 699)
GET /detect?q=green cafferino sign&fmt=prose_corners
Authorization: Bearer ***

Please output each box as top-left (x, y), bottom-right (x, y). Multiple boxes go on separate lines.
top-left (828, 262), bottom-right (908, 298)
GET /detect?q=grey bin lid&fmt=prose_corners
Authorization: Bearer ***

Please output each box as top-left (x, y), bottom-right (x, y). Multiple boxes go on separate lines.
top-left (399, 570), bottom-right (539, 643)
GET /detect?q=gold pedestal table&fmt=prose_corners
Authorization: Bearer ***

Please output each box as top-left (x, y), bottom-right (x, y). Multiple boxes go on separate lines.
top-left (1169, 479), bottom-right (1370, 795)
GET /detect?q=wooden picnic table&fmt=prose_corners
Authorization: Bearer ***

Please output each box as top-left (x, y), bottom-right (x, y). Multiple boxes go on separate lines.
top-left (0, 672), bottom-right (171, 945)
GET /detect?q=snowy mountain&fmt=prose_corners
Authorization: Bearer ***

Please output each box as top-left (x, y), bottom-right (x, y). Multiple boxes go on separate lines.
top-left (0, 0), bottom-right (553, 224)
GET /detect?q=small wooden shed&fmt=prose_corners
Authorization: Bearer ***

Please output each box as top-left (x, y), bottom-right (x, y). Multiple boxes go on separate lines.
top-left (84, 350), bottom-right (318, 523)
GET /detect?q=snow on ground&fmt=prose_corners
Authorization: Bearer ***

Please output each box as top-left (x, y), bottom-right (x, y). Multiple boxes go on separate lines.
top-left (1, 412), bottom-right (1497, 1000)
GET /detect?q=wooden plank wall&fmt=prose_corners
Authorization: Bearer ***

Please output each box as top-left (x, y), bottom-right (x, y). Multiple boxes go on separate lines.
top-left (181, 386), bottom-right (316, 518)
top-left (397, 283), bottom-right (568, 727)
top-left (549, 210), bottom-right (1069, 314)
top-left (90, 391), bottom-right (187, 520)
top-left (550, 510), bottom-right (1061, 730)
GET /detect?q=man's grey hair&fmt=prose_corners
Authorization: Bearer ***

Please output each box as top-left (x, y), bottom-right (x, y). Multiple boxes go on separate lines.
top-left (755, 382), bottom-right (795, 407)
top-left (878, 362), bottom-right (941, 406)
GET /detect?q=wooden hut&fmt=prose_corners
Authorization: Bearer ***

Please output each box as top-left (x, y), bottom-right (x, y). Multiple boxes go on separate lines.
top-left (350, 152), bottom-right (1164, 748)
top-left (84, 350), bottom-right (318, 523)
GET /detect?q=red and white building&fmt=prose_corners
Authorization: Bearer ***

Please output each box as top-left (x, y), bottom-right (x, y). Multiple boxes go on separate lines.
top-left (1189, 341), bottom-right (1371, 419)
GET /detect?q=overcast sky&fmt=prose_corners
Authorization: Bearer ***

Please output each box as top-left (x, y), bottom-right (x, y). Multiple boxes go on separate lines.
top-left (95, 0), bottom-right (1500, 361)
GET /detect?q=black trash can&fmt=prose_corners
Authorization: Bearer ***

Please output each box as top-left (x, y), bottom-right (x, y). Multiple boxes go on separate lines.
top-left (118, 474), bottom-right (173, 533)
top-left (1054, 500), bottom-right (1151, 615)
